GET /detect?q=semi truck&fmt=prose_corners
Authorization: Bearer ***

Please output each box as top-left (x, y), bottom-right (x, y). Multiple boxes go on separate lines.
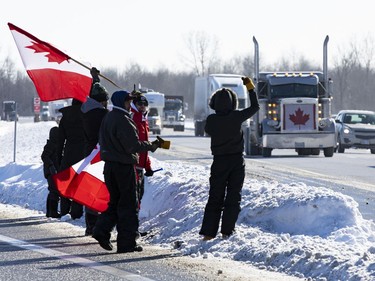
top-left (249, 36), bottom-right (336, 157)
top-left (2, 101), bottom-right (17, 121)
top-left (143, 91), bottom-right (165, 135)
top-left (193, 74), bottom-right (249, 136)
top-left (163, 95), bottom-right (185, 131)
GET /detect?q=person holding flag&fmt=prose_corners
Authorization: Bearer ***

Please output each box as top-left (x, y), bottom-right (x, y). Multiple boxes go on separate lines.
top-left (81, 67), bottom-right (109, 236)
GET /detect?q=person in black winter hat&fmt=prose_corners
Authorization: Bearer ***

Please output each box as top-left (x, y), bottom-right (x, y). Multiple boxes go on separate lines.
top-left (80, 67), bottom-right (109, 235)
top-left (199, 77), bottom-right (260, 241)
top-left (41, 126), bottom-right (61, 218)
top-left (93, 90), bottom-right (161, 253)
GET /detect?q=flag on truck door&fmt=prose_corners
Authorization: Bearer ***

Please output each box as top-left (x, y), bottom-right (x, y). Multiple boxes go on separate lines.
top-left (8, 23), bottom-right (91, 102)
top-left (283, 104), bottom-right (316, 131)
top-left (52, 144), bottom-right (109, 213)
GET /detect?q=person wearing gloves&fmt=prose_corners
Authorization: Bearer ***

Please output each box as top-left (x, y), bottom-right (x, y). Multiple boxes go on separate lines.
top-left (130, 94), bottom-right (154, 205)
top-left (93, 90), bottom-right (161, 253)
top-left (199, 77), bottom-right (260, 241)
top-left (81, 67), bottom-right (109, 236)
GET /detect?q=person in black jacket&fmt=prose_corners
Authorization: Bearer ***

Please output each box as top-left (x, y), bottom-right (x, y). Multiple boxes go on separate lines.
top-left (92, 90), bottom-right (161, 253)
top-left (81, 68), bottom-right (109, 236)
top-left (199, 77), bottom-right (260, 240)
top-left (41, 126), bottom-right (61, 218)
top-left (57, 98), bottom-right (85, 219)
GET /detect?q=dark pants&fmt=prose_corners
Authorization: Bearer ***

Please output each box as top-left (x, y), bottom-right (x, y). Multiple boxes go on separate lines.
top-left (46, 175), bottom-right (60, 218)
top-left (47, 175), bottom-right (60, 201)
top-left (93, 162), bottom-right (139, 250)
top-left (199, 154), bottom-right (245, 238)
top-left (136, 169), bottom-right (145, 205)
top-left (60, 198), bottom-right (83, 219)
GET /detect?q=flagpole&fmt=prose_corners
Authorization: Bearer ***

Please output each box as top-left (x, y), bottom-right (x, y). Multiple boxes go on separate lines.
top-left (69, 57), bottom-right (122, 89)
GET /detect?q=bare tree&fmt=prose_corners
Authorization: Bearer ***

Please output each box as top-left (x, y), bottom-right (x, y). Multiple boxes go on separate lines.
top-left (182, 31), bottom-right (219, 76)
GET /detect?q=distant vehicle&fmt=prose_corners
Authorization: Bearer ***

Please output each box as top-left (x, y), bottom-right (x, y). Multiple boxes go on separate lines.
top-left (8, 111), bottom-right (19, 121)
top-left (2, 101), bottom-right (16, 121)
top-left (143, 91), bottom-right (165, 135)
top-left (164, 96), bottom-right (185, 131)
top-left (40, 106), bottom-right (50, 121)
top-left (49, 101), bottom-right (68, 121)
top-left (334, 110), bottom-right (375, 154)
top-left (249, 36), bottom-right (336, 157)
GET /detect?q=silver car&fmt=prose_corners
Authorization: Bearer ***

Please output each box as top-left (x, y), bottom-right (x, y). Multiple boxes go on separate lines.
top-left (334, 110), bottom-right (375, 154)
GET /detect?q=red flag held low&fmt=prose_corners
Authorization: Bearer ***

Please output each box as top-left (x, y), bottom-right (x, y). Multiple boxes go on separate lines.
top-left (8, 23), bottom-right (91, 102)
top-left (52, 145), bottom-right (109, 213)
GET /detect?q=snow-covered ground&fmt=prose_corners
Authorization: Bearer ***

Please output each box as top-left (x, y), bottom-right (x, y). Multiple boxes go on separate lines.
top-left (1, 117), bottom-right (374, 280)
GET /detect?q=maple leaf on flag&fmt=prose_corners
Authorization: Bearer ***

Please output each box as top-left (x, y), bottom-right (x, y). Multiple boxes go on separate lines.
top-left (8, 22), bottom-right (92, 102)
top-left (26, 41), bottom-right (69, 64)
top-left (289, 108), bottom-right (310, 126)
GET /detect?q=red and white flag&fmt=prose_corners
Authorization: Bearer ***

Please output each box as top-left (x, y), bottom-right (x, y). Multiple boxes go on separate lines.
top-left (8, 23), bottom-right (91, 102)
top-left (52, 144), bottom-right (109, 213)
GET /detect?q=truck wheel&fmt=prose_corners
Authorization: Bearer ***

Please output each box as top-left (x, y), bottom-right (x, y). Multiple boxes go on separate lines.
top-left (262, 147), bottom-right (272, 157)
top-left (324, 147), bottom-right (334, 157)
top-left (370, 149), bottom-right (375, 154)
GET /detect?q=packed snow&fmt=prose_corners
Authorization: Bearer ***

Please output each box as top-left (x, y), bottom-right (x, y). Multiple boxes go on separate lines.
top-left (0, 118), bottom-right (374, 281)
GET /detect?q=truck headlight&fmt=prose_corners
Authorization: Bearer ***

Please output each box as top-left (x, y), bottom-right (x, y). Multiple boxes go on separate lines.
top-left (266, 119), bottom-right (279, 127)
top-left (318, 118), bottom-right (329, 128)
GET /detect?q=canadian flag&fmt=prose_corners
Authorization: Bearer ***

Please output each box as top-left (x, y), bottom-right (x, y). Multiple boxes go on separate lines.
top-left (8, 23), bottom-right (91, 102)
top-left (52, 144), bottom-right (109, 213)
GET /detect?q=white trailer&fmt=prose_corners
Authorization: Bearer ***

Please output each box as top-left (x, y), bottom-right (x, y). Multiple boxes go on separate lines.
top-left (48, 100), bottom-right (68, 121)
top-left (144, 91), bottom-right (165, 135)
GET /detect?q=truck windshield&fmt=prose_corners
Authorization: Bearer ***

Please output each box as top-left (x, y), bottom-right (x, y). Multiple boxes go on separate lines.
top-left (270, 83), bottom-right (317, 99)
top-left (165, 101), bottom-right (182, 111)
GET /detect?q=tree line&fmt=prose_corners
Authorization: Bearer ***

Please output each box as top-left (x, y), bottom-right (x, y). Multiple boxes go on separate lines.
top-left (1, 34), bottom-right (375, 118)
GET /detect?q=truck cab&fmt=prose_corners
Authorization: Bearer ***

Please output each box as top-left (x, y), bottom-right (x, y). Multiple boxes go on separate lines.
top-left (250, 36), bottom-right (336, 157)
top-left (164, 97), bottom-right (185, 131)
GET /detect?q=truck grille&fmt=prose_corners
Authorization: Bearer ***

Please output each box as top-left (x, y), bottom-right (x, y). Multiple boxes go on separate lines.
top-left (353, 129), bottom-right (375, 139)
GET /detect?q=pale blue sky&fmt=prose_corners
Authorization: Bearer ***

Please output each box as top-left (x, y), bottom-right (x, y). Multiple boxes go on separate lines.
top-left (1, 0), bottom-right (374, 72)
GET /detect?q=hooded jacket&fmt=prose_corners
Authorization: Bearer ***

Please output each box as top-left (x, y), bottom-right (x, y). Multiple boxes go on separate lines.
top-left (205, 89), bottom-right (260, 156)
top-left (81, 97), bottom-right (108, 156)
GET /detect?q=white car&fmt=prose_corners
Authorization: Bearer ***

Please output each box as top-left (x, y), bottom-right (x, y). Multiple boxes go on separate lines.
top-left (334, 110), bottom-right (375, 153)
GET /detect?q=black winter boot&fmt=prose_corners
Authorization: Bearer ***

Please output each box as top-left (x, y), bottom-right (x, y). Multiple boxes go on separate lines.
top-left (46, 199), bottom-right (61, 218)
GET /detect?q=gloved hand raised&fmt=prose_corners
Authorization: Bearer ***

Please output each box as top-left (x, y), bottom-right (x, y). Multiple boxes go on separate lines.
top-left (144, 170), bottom-right (154, 177)
top-left (90, 67), bottom-right (100, 82)
top-left (241, 77), bottom-right (255, 91)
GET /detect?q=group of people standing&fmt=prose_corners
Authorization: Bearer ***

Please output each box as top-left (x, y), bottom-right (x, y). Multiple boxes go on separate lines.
top-left (41, 67), bottom-right (161, 252)
top-left (41, 68), bottom-right (260, 253)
